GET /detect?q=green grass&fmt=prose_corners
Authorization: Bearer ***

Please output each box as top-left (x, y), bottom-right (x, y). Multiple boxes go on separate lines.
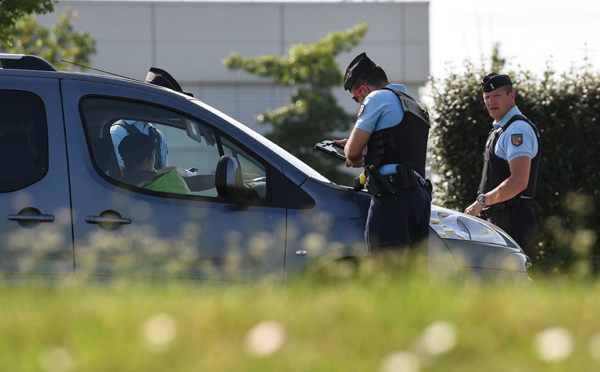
top-left (1, 274), bottom-right (600, 372)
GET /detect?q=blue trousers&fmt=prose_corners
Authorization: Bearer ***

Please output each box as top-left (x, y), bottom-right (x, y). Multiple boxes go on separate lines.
top-left (365, 184), bottom-right (431, 256)
top-left (487, 205), bottom-right (537, 258)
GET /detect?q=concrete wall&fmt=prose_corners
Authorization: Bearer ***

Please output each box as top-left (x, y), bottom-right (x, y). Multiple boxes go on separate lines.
top-left (39, 0), bottom-right (429, 133)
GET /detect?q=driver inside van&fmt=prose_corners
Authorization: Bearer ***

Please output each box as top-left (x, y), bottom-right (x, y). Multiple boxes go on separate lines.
top-left (118, 133), bottom-right (214, 194)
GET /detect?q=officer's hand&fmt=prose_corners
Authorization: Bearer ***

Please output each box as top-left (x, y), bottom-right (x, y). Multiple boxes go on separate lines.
top-left (333, 139), bottom-right (348, 146)
top-left (464, 201), bottom-right (483, 216)
top-left (345, 157), bottom-right (364, 168)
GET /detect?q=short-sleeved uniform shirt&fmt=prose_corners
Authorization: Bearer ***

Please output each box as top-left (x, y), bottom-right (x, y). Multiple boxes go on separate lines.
top-left (110, 120), bottom-right (169, 167)
top-left (493, 106), bottom-right (539, 162)
top-left (355, 84), bottom-right (407, 175)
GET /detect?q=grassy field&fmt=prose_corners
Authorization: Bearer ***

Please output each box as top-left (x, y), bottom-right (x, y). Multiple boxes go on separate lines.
top-left (1, 273), bottom-right (600, 372)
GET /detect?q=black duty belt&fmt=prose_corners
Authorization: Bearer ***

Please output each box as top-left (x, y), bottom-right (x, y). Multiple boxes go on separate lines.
top-left (483, 197), bottom-right (533, 215)
top-left (386, 171), bottom-right (426, 187)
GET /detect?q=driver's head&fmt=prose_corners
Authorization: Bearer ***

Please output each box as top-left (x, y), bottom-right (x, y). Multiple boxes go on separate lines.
top-left (119, 133), bottom-right (156, 171)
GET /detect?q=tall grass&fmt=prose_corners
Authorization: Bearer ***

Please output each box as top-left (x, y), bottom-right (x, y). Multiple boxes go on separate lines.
top-left (1, 272), bottom-right (600, 372)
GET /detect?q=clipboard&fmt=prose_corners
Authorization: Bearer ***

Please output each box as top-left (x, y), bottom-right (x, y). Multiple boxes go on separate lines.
top-left (315, 140), bottom-right (346, 160)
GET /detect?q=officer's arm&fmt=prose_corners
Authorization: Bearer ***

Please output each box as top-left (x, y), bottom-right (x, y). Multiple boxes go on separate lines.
top-left (345, 128), bottom-right (370, 167)
top-left (109, 125), bottom-right (126, 166)
top-left (485, 156), bottom-right (531, 205)
top-left (159, 133), bottom-right (169, 167)
top-left (464, 156), bottom-right (530, 216)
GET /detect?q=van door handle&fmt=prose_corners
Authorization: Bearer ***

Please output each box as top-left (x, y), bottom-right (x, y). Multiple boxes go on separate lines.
top-left (85, 216), bottom-right (132, 224)
top-left (8, 207), bottom-right (54, 228)
top-left (85, 210), bottom-right (131, 231)
top-left (8, 214), bottom-right (55, 223)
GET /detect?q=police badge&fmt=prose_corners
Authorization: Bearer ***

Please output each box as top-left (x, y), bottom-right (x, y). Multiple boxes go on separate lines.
top-left (511, 134), bottom-right (523, 146)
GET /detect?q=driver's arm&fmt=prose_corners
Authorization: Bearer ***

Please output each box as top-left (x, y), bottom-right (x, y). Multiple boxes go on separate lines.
top-left (184, 174), bottom-right (216, 191)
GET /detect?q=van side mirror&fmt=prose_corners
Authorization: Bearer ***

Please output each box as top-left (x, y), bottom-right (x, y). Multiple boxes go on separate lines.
top-left (215, 156), bottom-right (259, 204)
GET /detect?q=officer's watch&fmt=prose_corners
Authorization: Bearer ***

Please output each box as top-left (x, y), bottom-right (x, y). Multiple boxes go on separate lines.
top-left (477, 194), bottom-right (488, 208)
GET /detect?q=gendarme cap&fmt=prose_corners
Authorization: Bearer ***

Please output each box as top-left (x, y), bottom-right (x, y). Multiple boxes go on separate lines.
top-left (482, 73), bottom-right (512, 93)
top-left (146, 67), bottom-right (194, 97)
top-left (343, 52), bottom-right (377, 91)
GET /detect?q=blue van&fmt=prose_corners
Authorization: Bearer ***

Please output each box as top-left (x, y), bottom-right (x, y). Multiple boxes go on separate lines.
top-left (0, 54), bottom-right (530, 283)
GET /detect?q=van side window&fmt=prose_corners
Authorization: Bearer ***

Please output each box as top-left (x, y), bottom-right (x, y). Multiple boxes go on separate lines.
top-left (0, 90), bottom-right (49, 192)
top-left (80, 97), bottom-right (267, 201)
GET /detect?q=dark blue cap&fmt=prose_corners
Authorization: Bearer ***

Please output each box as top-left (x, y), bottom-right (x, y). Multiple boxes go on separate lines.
top-left (482, 73), bottom-right (512, 92)
top-left (344, 52), bottom-right (377, 91)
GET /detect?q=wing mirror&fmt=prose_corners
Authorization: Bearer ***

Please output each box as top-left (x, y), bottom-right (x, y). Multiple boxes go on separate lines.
top-left (215, 156), bottom-right (259, 204)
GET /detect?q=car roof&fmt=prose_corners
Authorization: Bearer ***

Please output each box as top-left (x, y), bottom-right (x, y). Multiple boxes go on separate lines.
top-left (0, 53), bottom-right (191, 98)
top-left (0, 53), bottom-right (330, 184)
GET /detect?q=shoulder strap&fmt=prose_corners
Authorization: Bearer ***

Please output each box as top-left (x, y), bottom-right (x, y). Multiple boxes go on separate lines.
top-left (146, 124), bottom-right (165, 169)
top-left (501, 114), bottom-right (541, 138)
top-left (114, 121), bottom-right (142, 135)
top-left (146, 124), bottom-right (162, 142)
top-left (382, 88), bottom-right (430, 127)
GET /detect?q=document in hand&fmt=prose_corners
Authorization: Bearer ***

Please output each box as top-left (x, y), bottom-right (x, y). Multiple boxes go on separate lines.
top-left (314, 140), bottom-right (346, 160)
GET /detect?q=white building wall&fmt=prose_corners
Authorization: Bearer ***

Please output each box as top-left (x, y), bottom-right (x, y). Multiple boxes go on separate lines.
top-left (38, 0), bottom-right (429, 134)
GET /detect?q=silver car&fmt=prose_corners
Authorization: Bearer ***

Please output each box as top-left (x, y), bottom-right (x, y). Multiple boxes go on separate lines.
top-left (0, 54), bottom-right (530, 283)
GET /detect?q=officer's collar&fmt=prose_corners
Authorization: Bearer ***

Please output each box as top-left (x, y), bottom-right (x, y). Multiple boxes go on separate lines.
top-left (493, 106), bottom-right (521, 129)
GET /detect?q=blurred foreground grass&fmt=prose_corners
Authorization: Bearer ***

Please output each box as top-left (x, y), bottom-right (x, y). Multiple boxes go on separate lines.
top-left (1, 273), bottom-right (600, 372)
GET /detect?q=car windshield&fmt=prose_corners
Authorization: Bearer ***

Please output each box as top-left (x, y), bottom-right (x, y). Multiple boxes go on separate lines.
top-left (187, 97), bottom-right (332, 184)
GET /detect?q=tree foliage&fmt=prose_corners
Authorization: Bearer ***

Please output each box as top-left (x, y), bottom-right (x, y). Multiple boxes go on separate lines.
top-left (429, 55), bottom-right (599, 275)
top-left (223, 22), bottom-right (368, 183)
top-left (0, 9), bottom-right (97, 71)
top-left (0, 0), bottom-right (55, 45)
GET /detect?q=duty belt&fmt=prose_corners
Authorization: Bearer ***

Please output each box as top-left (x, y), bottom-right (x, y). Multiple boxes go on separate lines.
top-left (362, 163), bottom-right (431, 198)
top-left (482, 197), bottom-right (533, 216)
top-left (385, 170), bottom-right (427, 187)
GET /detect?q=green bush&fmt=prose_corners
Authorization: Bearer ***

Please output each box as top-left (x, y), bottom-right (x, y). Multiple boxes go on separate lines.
top-left (429, 63), bottom-right (599, 275)
top-left (223, 22), bottom-right (367, 184)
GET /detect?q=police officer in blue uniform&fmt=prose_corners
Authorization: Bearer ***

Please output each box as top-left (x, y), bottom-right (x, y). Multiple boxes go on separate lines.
top-left (464, 73), bottom-right (541, 258)
top-left (337, 52), bottom-right (431, 259)
top-left (110, 120), bottom-right (168, 171)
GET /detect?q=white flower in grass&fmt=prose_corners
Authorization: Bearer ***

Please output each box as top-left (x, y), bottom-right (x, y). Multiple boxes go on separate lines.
top-left (380, 351), bottom-right (420, 372)
top-left (534, 327), bottom-right (573, 362)
top-left (245, 320), bottom-right (286, 357)
top-left (420, 321), bottom-right (458, 356)
top-left (143, 313), bottom-right (177, 352)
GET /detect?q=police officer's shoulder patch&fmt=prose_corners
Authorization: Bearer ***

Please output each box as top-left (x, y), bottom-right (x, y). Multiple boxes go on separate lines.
top-left (358, 104), bottom-right (365, 117)
top-left (511, 134), bottom-right (523, 146)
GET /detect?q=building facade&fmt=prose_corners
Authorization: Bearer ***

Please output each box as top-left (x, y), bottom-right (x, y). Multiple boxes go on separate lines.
top-left (39, 0), bottom-right (429, 134)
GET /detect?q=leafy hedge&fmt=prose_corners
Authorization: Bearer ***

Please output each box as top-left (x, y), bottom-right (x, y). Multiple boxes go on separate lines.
top-left (429, 62), bottom-right (599, 275)
top-left (223, 22), bottom-right (368, 184)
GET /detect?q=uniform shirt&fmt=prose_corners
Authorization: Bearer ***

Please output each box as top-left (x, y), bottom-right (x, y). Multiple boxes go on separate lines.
top-left (110, 120), bottom-right (169, 167)
top-left (493, 106), bottom-right (539, 163)
top-left (355, 84), bottom-right (407, 175)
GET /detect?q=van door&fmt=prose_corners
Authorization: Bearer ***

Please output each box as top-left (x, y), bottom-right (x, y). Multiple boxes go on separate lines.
top-left (61, 80), bottom-right (287, 283)
top-left (0, 77), bottom-right (74, 278)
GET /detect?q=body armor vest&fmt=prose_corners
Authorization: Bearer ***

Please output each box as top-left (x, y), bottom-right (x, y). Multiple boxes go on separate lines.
top-left (363, 88), bottom-right (430, 178)
top-left (477, 115), bottom-right (541, 198)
